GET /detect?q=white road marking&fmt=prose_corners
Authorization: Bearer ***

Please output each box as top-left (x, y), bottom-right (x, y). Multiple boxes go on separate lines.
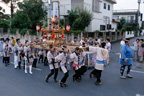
top-left (136, 94), bottom-right (144, 96)
top-left (10, 62), bottom-right (42, 71)
top-left (33, 68), bottom-right (42, 71)
top-left (131, 70), bottom-right (144, 74)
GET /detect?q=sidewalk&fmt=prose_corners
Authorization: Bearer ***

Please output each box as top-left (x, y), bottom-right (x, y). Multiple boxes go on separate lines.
top-left (134, 61), bottom-right (144, 70)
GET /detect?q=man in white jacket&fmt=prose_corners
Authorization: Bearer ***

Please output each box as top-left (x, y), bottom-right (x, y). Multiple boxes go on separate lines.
top-left (55, 46), bottom-right (71, 87)
top-left (87, 45), bottom-right (109, 85)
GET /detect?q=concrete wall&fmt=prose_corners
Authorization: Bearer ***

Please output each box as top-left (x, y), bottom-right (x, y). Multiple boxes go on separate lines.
top-left (0, 29), bottom-right (41, 43)
top-left (125, 31), bottom-right (134, 38)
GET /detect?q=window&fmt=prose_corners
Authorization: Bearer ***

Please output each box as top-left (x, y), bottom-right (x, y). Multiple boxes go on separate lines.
top-left (130, 16), bottom-right (134, 23)
top-left (116, 16), bottom-right (119, 20)
top-left (71, 0), bottom-right (84, 10)
top-left (104, 3), bottom-right (106, 9)
top-left (107, 24), bottom-right (111, 30)
top-left (108, 5), bottom-right (110, 10)
top-left (100, 25), bottom-right (106, 31)
top-left (92, 0), bottom-right (100, 12)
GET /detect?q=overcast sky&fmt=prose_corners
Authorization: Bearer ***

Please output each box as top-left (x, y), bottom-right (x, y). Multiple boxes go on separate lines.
top-left (0, 0), bottom-right (144, 20)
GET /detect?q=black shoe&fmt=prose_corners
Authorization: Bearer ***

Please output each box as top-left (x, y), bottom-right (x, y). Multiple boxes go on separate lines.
top-left (63, 83), bottom-right (68, 87)
top-left (45, 76), bottom-right (49, 83)
top-left (95, 81), bottom-right (102, 85)
top-left (79, 76), bottom-right (82, 80)
top-left (89, 72), bottom-right (92, 78)
top-left (72, 75), bottom-right (75, 82)
top-left (75, 79), bottom-right (80, 82)
top-left (54, 79), bottom-right (57, 82)
top-left (18, 66), bottom-right (21, 69)
top-left (59, 80), bottom-right (63, 87)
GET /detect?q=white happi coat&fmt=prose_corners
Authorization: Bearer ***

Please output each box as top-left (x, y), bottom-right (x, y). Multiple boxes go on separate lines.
top-left (70, 52), bottom-right (86, 70)
top-left (47, 51), bottom-right (59, 70)
top-left (89, 46), bottom-right (109, 70)
top-left (17, 46), bottom-right (24, 62)
top-left (3, 44), bottom-right (11, 57)
top-left (24, 46), bottom-right (33, 63)
top-left (55, 52), bottom-right (70, 73)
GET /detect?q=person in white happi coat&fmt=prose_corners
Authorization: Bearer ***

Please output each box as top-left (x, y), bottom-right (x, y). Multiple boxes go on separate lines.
top-left (3, 40), bottom-right (12, 66)
top-left (55, 46), bottom-right (71, 87)
top-left (45, 45), bottom-right (59, 83)
top-left (70, 47), bottom-right (86, 82)
top-left (0, 38), bottom-right (4, 57)
top-left (13, 39), bottom-right (20, 68)
top-left (17, 43), bottom-right (24, 69)
top-left (24, 42), bottom-right (33, 74)
top-left (87, 45), bottom-right (109, 85)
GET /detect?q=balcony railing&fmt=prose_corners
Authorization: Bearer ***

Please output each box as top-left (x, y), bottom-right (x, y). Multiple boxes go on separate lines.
top-left (126, 20), bottom-right (136, 23)
top-left (113, 9), bottom-right (138, 13)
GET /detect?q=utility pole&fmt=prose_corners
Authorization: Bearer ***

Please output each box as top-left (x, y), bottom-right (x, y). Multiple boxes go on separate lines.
top-left (136, 0), bottom-right (141, 36)
top-left (48, 0), bottom-right (52, 25)
top-left (11, 0), bottom-right (14, 18)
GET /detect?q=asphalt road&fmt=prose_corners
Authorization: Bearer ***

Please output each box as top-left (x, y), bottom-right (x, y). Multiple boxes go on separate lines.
top-left (0, 36), bottom-right (144, 96)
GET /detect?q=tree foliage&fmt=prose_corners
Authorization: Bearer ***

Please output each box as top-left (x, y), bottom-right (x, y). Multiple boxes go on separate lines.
top-left (67, 9), bottom-right (78, 27)
top-left (0, 13), bottom-right (10, 28)
top-left (1, 0), bottom-right (11, 4)
top-left (11, 0), bottom-right (46, 35)
top-left (117, 18), bottom-right (137, 32)
top-left (117, 17), bottom-right (126, 30)
top-left (67, 8), bottom-right (93, 31)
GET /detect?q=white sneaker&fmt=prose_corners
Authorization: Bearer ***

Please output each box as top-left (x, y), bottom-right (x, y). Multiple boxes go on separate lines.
top-left (120, 75), bottom-right (126, 79)
top-left (126, 74), bottom-right (132, 78)
top-left (25, 70), bottom-right (28, 73)
top-left (29, 72), bottom-right (33, 74)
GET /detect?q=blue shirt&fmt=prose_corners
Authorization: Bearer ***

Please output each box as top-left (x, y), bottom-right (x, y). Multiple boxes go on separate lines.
top-left (39, 51), bottom-right (43, 55)
top-left (120, 44), bottom-right (132, 65)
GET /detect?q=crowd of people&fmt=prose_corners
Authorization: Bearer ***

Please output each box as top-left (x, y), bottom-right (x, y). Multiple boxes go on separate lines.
top-left (0, 36), bottom-right (143, 87)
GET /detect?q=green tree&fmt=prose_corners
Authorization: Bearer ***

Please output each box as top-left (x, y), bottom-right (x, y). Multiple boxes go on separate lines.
top-left (117, 17), bottom-right (126, 30)
top-left (67, 8), bottom-right (93, 31)
top-left (11, 0), bottom-right (46, 35)
top-left (67, 9), bottom-right (78, 27)
top-left (1, 0), bottom-right (11, 4)
top-left (72, 8), bottom-right (93, 30)
top-left (0, 11), bottom-right (10, 29)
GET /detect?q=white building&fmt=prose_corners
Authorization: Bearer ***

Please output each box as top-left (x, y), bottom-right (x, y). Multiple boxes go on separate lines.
top-left (59, 0), bottom-right (117, 33)
top-left (113, 9), bottom-right (143, 28)
top-left (113, 9), bottom-right (143, 38)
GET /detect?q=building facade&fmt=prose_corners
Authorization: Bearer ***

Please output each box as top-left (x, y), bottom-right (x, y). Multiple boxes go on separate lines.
top-left (59, 0), bottom-right (117, 32)
top-left (113, 9), bottom-right (143, 28)
top-left (113, 9), bottom-right (143, 38)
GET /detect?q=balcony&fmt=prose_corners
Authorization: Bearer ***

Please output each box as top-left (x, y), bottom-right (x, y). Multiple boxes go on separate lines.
top-left (126, 20), bottom-right (136, 24)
